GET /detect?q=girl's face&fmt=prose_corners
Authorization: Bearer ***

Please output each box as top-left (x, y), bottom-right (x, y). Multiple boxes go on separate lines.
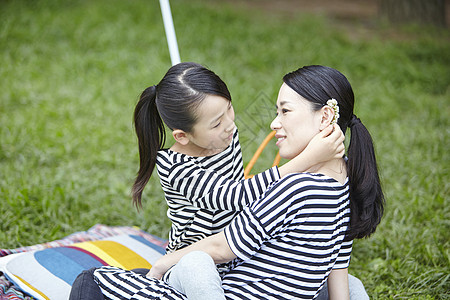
top-left (270, 83), bottom-right (322, 160)
top-left (187, 94), bottom-right (235, 156)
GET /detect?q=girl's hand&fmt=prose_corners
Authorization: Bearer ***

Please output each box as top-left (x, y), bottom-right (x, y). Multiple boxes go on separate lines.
top-left (277, 124), bottom-right (345, 177)
top-left (305, 124), bottom-right (345, 163)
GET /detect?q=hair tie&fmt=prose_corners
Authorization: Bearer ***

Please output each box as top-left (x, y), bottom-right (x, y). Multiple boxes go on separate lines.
top-left (148, 85), bottom-right (157, 100)
top-left (348, 114), bottom-right (361, 128)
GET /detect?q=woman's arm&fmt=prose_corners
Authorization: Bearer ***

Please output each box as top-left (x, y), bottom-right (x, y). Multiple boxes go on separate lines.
top-left (278, 124), bottom-right (345, 177)
top-left (148, 231), bottom-right (235, 280)
top-left (327, 268), bottom-right (350, 300)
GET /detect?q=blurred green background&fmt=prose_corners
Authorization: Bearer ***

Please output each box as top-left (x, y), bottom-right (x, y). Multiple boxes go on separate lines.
top-left (1, 0), bottom-right (449, 298)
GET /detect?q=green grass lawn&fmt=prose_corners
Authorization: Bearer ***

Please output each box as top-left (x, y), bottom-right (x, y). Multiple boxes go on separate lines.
top-left (1, 0), bottom-right (449, 298)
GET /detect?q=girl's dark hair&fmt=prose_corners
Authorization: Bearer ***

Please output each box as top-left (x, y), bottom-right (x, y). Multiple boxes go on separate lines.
top-left (283, 65), bottom-right (384, 240)
top-left (132, 62), bottom-right (232, 208)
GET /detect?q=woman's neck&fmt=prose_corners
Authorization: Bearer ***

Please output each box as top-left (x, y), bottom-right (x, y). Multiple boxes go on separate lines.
top-left (308, 158), bottom-right (347, 184)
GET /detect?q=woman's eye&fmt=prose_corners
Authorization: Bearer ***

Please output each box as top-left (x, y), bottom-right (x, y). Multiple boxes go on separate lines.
top-left (213, 122), bottom-right (221, 128)
top-left (282, 109), bottom-right (289, 114)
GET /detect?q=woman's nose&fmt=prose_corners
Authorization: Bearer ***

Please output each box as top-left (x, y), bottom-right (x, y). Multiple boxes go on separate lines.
top-left (270, 116), bottom-right (281, 130)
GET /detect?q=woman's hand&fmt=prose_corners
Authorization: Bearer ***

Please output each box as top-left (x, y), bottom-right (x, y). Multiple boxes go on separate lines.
top-left (147, 258), bottom-right (172, 280)
top-left (146, 232), bottom-right (236, 280)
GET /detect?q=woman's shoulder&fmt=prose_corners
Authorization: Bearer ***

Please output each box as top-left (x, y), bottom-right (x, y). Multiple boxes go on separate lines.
top-left (279, 172), bottom-right (331, 183)
top-left (268, 172), bottom-right (348, 194)
top-left (286, 172), bottom-right (347, 183)
top-left (257, 173), bottom-right (349, 209)
top-left (250, 173), bottom-right (349, 217)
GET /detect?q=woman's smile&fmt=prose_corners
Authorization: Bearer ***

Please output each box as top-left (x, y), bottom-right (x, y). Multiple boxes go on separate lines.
top-left (275, 134), bottom-right (286, 146)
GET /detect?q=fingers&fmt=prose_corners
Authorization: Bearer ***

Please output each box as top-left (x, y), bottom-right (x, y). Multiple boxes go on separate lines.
top-left (320, 124), bottom-right (334, 137)
top-left (332, 124), bottom-right (345, 158)
top-left (147, 269), bottom-right (162, 280)
top-left (334, 124), bottom-right (345, 144)
top-left (324, 124), bottom-right (345, 158)
top-left (336, 144), bottom-right (346, 158)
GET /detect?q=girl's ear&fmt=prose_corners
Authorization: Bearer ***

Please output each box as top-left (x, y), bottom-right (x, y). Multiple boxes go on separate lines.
top-left (319, 106), bottom-right (335, 131)
top-left (172, 129), bottom-right (190, 145)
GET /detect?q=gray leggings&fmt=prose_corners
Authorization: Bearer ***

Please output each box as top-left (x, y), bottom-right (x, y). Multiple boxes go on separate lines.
top-left (168, 251), bottom-right (369, 300)
top-left (167, 251), bottom-right (225, 300)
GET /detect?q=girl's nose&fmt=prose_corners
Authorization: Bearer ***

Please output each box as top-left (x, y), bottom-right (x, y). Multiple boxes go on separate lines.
top-left (226, 121), bottom-right (235, 133)
top-left (225, 107), bottom-right (236, 132)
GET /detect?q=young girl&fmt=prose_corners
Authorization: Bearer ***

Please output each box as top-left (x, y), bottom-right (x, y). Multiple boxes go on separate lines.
top-left (92, 64), bottom-right (384, 299)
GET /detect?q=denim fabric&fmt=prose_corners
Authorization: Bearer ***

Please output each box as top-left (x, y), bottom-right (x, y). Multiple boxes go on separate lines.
top-left (69, 267), bottom-right (104, 300)
top-left (69, 268), bottom-right (151, 300)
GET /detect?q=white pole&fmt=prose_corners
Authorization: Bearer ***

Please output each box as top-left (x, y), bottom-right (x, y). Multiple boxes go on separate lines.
top-left (159, 0), bottom-right (181, 65)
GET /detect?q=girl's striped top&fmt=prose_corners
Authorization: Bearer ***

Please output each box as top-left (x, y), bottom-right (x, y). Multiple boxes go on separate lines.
top-left (156, 128), bottom-right (281, 252)
top-left (223, 172), bottom-right (352, 299)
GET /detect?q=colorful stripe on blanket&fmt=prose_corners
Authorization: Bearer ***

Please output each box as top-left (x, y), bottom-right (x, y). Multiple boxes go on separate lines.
top-left (0, 224), bottom-right (169, 300)
top-left (0, 224), bottom-right (168, 257)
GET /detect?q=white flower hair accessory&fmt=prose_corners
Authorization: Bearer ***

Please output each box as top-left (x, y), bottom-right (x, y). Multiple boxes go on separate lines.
top-left (326, 98), bottom-right (339, 125)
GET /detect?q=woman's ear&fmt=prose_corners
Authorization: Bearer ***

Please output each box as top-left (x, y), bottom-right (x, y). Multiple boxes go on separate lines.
top-left (319, 106), bottom-right (335, 131)
top-left (172, 129), bottom-right (190, 145)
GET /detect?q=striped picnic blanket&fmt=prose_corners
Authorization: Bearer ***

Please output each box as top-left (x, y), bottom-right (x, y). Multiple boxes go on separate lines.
top-left (0, 224), bottom-right (167, 299)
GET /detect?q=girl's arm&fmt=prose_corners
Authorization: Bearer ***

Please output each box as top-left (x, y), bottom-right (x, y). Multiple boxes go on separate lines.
top-left (168, 124), bottom-right (344, 211)
top-left (327, 268), bottom-right (350, 300)
top-left (148, 231), bottom-right (233, 280)
top-left (278, 124), bottom-right (345, 177)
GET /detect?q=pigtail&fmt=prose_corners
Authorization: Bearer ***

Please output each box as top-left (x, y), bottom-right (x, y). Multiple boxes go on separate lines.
top-left (346, 115), bottom-right (385, 239)
top-left (132, 85), bottom-right (166, 208)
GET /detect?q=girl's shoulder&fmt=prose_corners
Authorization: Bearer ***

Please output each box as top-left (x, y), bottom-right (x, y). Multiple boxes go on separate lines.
top-left (157, 148), bottom-right (193, 166)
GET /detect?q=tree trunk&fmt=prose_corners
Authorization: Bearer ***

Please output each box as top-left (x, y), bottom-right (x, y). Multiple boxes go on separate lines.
top-left (378, 0), bottom-right (447, 27)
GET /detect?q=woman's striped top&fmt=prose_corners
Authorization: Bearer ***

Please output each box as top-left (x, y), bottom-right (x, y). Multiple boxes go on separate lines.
top-left (93, 172), bottom-right (353, 300)
top-left (156, 128), bottom-right (281, 252)
top-left (223, 172), bottom-right (352, 299)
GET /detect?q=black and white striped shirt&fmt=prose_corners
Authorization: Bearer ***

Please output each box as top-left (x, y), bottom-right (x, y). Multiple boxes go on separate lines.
top-left (156, 129), bottom-right (281, 252)
top-left (93, 172), bottom-right (352, 300)
top-left (223, 173), bottom-right (352, 299)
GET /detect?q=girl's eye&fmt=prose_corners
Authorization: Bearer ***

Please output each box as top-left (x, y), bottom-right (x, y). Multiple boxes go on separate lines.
top-left (213, 122), bottom-right (221, 128)
top-left (282, 108), bottom-right (289, 114)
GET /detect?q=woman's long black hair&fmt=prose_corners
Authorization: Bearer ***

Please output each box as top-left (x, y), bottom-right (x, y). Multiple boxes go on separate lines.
top-left (283, 65), bottom-right (385, 240)
top-left (132, 62), bottom-right (232, 208)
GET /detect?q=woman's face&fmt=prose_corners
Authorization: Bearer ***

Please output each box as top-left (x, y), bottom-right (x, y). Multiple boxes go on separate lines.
top-left (187, 94), bottom-right (236, 156)
top-left (270, 83), bottom-right (322, 160)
